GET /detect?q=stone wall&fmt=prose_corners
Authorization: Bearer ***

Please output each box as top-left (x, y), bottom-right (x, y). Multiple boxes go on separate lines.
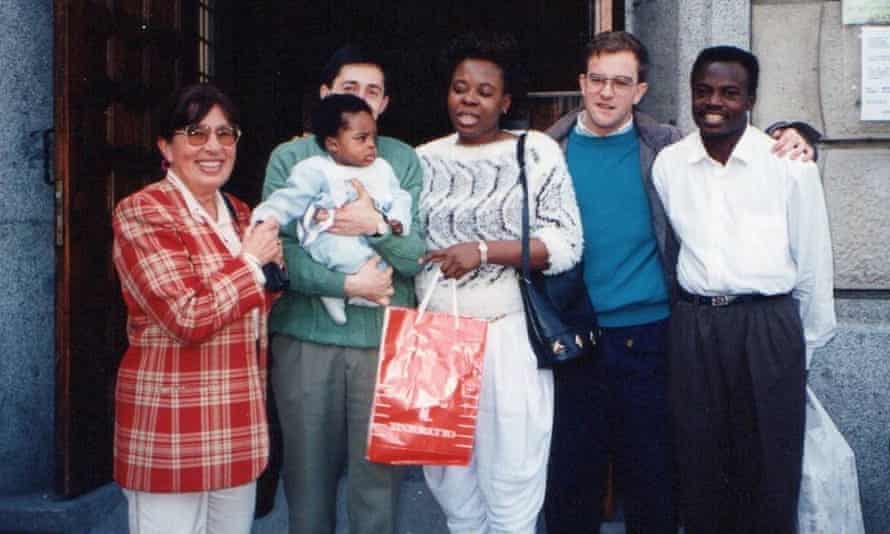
top-left (752, 1), bottom-right (890, 290)
top-left (626, 0), bottom-right (681, 126)
top-left (752, 2), bottom-right (890, 530)
top-left (0, 0), bottom-right (55, 495)
top-left (629, 0), bottom-right (750, 131)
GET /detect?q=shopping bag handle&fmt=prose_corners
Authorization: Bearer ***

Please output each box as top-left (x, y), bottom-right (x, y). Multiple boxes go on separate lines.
top-left (416, 269), bottom-right (459, 326)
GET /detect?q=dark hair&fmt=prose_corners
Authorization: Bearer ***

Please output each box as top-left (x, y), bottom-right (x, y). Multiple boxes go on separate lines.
top-left (320, 44), bottom-right (387, 94)
top-left (583, 31), bottom-right (650, 83)
top-left (311, 93), bottom-right (374, 151)
top-left (691, 45), bottom-right (759, 96)
top-left (158, 83), bottom-right (239, 141)
top-left (439, 32), bottom-right (526, 99)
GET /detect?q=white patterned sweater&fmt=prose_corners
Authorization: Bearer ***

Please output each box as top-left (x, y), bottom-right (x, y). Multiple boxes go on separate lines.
top-left (416, 131), bottom-right (583, 319)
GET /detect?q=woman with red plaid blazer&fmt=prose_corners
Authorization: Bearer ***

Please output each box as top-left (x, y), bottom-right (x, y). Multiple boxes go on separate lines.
top-left (111, 84), bottom-right (282, 534)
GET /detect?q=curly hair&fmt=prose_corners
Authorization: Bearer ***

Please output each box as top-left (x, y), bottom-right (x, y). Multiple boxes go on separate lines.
top-left (311, 93), bottom-right (374, 151)
top-left (439, 32), bottom-right (526, 99)
top-left (691, 45), bottom-right (759, 97)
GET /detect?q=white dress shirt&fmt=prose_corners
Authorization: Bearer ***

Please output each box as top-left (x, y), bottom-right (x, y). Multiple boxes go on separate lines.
top-left (652, 125), bottom-right (836, 365)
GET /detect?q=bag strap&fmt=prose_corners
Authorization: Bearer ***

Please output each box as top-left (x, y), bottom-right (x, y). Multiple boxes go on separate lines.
top-left (220, 192), bottom-right (241, 233)
top-left (517, 133), bottom-right (531, 282)
top-left (416, 269), bottom-right (459, 326)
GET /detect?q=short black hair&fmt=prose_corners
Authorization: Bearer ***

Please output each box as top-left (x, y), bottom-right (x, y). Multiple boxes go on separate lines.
top-left (158, 83), bottom-right (239, 141)
top-left (583, 31), bottom-right (650, 83)
top-left (691, 45), bottom-right (759, 96)
top-left (311, 93), bottom-right (374, 151)
top-left (439, 32), bottom-right (526, 99)
top-left (319, 44), bottom-right (387, 94)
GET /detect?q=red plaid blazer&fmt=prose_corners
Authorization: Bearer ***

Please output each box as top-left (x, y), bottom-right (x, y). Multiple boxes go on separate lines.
top-left (112, 178), bottom-right (274, 493)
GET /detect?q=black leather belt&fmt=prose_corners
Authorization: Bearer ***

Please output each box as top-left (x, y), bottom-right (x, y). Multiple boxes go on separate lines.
top-left (678, 289), bottom-right (789, 307)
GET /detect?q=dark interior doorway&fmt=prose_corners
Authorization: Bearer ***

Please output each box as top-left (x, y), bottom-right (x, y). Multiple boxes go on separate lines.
top-left (212, 0), bottom-right (624, 205)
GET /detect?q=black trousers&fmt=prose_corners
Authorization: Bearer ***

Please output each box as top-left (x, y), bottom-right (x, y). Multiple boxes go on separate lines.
top-left (545, 319), bottom-right (676, 534)
top-left (669, 296), bottom-right (806, 534)
top-left (255, 353), bottom-right (283, 518)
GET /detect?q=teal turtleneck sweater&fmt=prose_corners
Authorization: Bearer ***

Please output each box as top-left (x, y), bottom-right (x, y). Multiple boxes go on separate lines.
top-left (566, 125), bottom-right (669, 327)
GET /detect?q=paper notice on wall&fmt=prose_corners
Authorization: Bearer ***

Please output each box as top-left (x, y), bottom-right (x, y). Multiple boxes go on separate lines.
top-left (844, 0), bottom-right (890, 25)
top-left (861, 26), bottom-right (890, 121)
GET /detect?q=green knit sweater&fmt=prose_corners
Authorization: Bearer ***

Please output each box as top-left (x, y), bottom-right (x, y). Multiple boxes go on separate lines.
top-left (262, 135), bottom-right (426, 348)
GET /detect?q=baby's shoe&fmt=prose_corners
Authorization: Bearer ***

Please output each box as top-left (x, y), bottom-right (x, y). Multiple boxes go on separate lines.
top-left (320, 296), bottom-right (347, 325)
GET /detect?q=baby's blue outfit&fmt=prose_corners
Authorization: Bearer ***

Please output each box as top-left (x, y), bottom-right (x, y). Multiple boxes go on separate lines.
top-left (252, 155), bottom-right (412, 323)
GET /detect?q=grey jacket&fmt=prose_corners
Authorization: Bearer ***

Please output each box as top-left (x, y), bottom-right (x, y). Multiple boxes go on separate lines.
top-left (545, 107), bottom-right (684, 298)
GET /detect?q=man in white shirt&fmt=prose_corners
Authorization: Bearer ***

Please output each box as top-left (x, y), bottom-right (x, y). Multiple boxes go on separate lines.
top-left (652, 45), bottom-right (835, 534)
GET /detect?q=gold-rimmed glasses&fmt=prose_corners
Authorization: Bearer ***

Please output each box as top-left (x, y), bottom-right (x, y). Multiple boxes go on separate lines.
top-left (173, 124), bottom-right (242, 146)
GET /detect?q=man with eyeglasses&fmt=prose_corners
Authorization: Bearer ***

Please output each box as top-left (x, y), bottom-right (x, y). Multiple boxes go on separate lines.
top-left (260, 44), bottom-right (425, 534)
top-left (543, 31), bottom-right (818, 534)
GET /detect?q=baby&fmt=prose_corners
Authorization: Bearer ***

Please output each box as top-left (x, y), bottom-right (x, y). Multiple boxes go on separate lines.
top-left (252, 93), bottom-right (411, 324)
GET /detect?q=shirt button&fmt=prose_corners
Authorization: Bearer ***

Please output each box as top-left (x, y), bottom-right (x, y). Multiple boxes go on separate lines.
top-left (625, 338), bottom-right (634, 349)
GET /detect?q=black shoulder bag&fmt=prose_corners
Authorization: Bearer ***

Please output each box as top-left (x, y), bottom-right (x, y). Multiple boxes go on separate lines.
top-left (516, 133), bottom-right (599, 368)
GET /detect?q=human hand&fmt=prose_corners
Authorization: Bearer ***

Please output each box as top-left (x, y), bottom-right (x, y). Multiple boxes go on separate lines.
top-left (421, 243), bottom-right (481, 279)
top-left (771, 127), bottom-right (814, 162)
top-left (242, 219), bottom-right (281, 265)
top-left (344, 256), bottom-right (394, 305)
top-left (272, 244), bottom-right (285, 267)
top-left (324, 180), bottom-right (384, 236)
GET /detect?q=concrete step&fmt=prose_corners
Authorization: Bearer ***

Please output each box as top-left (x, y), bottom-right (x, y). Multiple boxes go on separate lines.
top-left (84, 469), bottom-right (630, 533)
top-left (250, 469), bottom-right (629, 534)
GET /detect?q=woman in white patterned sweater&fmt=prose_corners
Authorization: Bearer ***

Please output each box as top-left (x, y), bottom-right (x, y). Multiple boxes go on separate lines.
top-left (415, 33), bottom-right (583, 534)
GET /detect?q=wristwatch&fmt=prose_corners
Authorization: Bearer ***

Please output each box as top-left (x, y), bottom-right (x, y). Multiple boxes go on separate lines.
top-left (373, 210), bottom-right (404, 237)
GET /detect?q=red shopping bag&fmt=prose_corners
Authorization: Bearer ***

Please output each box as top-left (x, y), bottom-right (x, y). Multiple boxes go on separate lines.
top-left (367, 276), bottom-right (488, 465)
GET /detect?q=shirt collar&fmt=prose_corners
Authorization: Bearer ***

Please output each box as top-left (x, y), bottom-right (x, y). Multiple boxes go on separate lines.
top-left (166, 171), bottom-right (231, 226)
top-left (574, 113), bottom-right (634, 138)
top-left (689, 123), bottom-right (755, 165)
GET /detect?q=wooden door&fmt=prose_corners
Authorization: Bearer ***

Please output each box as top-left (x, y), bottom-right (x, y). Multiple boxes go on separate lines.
top-left (53, 0), bottom-right (198, 497)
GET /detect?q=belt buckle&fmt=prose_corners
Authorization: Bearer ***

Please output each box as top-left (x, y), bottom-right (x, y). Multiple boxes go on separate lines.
top-left (710, 295), bottom-right (731, 306)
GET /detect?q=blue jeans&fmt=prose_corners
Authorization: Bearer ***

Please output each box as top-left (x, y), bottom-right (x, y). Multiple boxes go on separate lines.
top-left (544, 318), bottom-right (676, 534)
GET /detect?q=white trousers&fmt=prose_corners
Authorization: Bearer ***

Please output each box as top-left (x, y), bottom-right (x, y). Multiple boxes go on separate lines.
top-left (122, 481), bottom-right (256, 534)
top-left (424, 312), bottom-right (554, 534)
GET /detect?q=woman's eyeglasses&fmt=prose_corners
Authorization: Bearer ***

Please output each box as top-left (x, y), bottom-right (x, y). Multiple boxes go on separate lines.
top-left (173, 125), bottom-right (242, 146)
